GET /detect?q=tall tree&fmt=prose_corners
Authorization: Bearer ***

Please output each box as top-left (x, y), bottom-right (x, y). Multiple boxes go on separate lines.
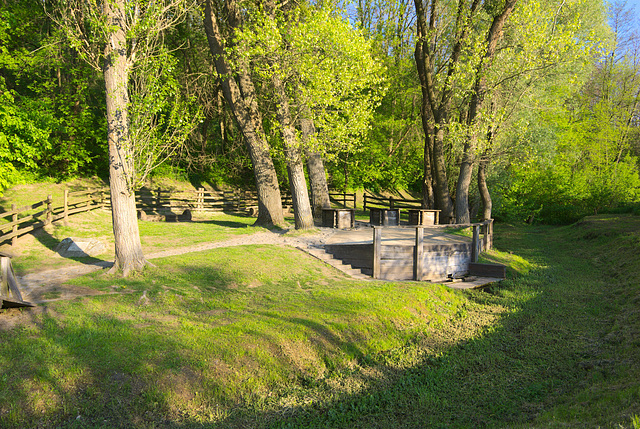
top-left (202, 0), bottom-right (286, 227)
top-left (231, 4), bottom-right (384, 224)
top-left (50, 0), bottom-right (198, 275)
top-left (414, 0), bottom-right (609, 223)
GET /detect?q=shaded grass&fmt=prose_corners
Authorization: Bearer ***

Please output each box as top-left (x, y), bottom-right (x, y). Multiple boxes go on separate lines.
top-left (0, 214), bottom-right (639, 428)
top-left (0, 246), bottom-right (467, 428)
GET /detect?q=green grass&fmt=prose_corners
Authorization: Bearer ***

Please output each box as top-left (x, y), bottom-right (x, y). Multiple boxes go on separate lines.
top-left (3, 206), bottom-right (270, 275)
top-left (1, 214), bottom-right (639, 428)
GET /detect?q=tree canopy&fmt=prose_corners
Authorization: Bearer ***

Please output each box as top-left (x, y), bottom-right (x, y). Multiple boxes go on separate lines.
top-left (0, 0), bottom-right (638, 225)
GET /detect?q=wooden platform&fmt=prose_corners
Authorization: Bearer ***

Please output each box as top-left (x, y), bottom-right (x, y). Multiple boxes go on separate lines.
top-left (322, 226), bottom-right (480, 282)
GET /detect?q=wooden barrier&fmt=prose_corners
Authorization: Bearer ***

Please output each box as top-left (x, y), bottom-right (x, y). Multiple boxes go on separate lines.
top-left (363, 194), bottom-right (422, 211)
top-left (1, 251), bottom-right (33, 308)
top-left (132, 188), bottom-right (294, 214)
top-left (0, 190), bottom-right (105, 246)
top-left (369, 220), bottom-right (495, 280)
top-left (329, 192), bottom-right (356, 209)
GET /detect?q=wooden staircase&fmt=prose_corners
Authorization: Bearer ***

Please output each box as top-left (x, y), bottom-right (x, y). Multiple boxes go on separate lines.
top-left (300, 245), bottom-right (372, 280)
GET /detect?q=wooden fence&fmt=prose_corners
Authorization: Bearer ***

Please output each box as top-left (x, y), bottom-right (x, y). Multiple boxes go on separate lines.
top-left (363, 194), bottom-right (422, 211)
top-left (371, 219), bottom-right (495, 280)
top-left (329, 192), bottom-right (356, 209)
top-left (0, 189), bottom-right (104, 246)
top-left (129, 188), bottom-right (294, 213)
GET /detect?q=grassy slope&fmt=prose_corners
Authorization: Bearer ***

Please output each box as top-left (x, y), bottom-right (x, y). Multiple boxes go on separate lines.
top-left (0, 179), bottom-right (269, 274)
top-left (0, 210), bottom-right (638, 428)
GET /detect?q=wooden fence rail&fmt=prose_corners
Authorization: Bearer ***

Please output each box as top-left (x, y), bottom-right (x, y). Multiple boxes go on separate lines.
top-left (363, 194), bottom-right (422, 211)
top-left (129, 188), bottom-right (294, 213)
top-left (371, 219), bottom-right (495, 280)
top-left (1, 190), bottom-right (105, 246)
top-left (329, 192), bottom-right (356, 209)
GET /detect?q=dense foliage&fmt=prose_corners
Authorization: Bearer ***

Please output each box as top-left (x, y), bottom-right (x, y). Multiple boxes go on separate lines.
top-left (0, 0), bottom-right (638, 223)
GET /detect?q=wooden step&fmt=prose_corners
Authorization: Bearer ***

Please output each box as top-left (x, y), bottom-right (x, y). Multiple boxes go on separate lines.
top-left (301, 246), bottom-right (372, 280)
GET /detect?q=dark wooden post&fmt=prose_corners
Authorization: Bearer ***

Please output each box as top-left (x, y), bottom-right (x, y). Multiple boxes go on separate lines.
top-left (156, 187), bottom-right (162, 211)
top-left (481, 221), bottom-right (489, 253)
top-left (63, 190), bottom-right (69, 225)
top-left (46, 195), bottom-right (53, 225)
top-left (363, 194), bottom-right (368, 211)
top-left (487, 219), bottom-right (494, 250)
top-left (414, 226), bottom-right (424, 281)
top-left (11, 204), bottom-right (17, 246)
top-left (471, 224), bottom-right (480, 262)
top-left (373, 226), bottom-right (381, 279)
top-left (389, 196), bottom-right (395, 209)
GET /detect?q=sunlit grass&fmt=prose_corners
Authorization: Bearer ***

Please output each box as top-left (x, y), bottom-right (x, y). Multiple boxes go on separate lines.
top-left (1, 213), bottom-right (639, 428)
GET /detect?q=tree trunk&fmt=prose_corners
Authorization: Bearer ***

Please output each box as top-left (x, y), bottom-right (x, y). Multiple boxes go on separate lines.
top-left (300, 114), bottom-right (330, 218)
top-left (420, 107), bottom-right (435, 209)
top-left (455, 0), bottom-right (517, 224)
top-left (202, 0), bottom-right (285, 227)
top-left (455, 139), bottom-right (474, 224)
top-left (272, 75), bottom-right (314, 230)
top-left (432, 123), bottom-right (455, 223)
top-left (103, 0), bottom-right (146, 276)
top-left (414, 0), bottom-right (455, 222)
top-left (477, 155), bottom-right (492, 221)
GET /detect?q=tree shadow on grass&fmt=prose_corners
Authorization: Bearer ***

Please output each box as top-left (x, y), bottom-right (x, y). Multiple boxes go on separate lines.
top-left (196, 233), bottom-right (620, 428)
top-left (28, 225), bottom-right (112, 268)
top-left (1, 231), bottom-right (629, 428)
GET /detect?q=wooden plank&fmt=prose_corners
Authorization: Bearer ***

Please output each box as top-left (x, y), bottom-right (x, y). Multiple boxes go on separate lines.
top-left (423, 243), bottom-right (472, 252)
top-left (6, 261), bottom-right (23, 301)
top-left (1, 257), bottom-right (8, 297)
top-left (379, 263), bottom-right (413, 280)
top-left (324, 244), bottom-right (373, 259)
top-left (0, 200), bottom-right (46, 218)
top-left (414, 227), bottom-right (423, 281)
top-left (380, 245), bottom-right (414, 259)
top-left (1, 221), bottom-right (46, 242)
top-left (373, 227), bottom-right (381, 279)
top-left (468, 262), bottom-right (506, 279)
top-left (66, 203), bottom-right (101, 216)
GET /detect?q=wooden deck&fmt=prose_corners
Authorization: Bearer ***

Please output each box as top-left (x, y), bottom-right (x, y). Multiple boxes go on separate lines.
top-left (321, 223), bottom-right (503, 286)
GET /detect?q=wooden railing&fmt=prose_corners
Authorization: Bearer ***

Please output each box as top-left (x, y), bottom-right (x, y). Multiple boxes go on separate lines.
top-left (130, 188), bottom-right (294, 213)
top-left (371, 219), bottom-right (495, 280)
top-left (363, 194), bottom-right (422, 211)
top-left (329, 192), bottom-right (356, 209)
top-left (0, 190), bottom-right (104, 246)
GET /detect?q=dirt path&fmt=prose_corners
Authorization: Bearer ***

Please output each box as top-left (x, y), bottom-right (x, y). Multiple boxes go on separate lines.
top-left (15, 228), bottom-right (337, 304)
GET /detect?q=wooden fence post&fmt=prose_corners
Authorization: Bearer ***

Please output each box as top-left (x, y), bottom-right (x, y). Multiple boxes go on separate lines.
top-left (389, 196), bottom-right (395, 209)
top-left (373, 226), bottom-right (381, 279)
top-left (414, 226), bottom-right (424, 281)
top-left (363, 194), bottom-right (368, 211)
top-left (46, 195), bottom-right (53, 225)
top-left (11, 204), bottom-right (17, 246)
top-left (487, 219), bottom-right (494, 250)
top-left (471, 224), bottom-right (480, 262)
top-left (1, 256), bottom-right (9, 297)
top-left (197, 188), bottom-right (204, 211)
top-left (482, 221), bottom-right (489, 253)
top-left (63, 190), bottom-right (69, 225)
